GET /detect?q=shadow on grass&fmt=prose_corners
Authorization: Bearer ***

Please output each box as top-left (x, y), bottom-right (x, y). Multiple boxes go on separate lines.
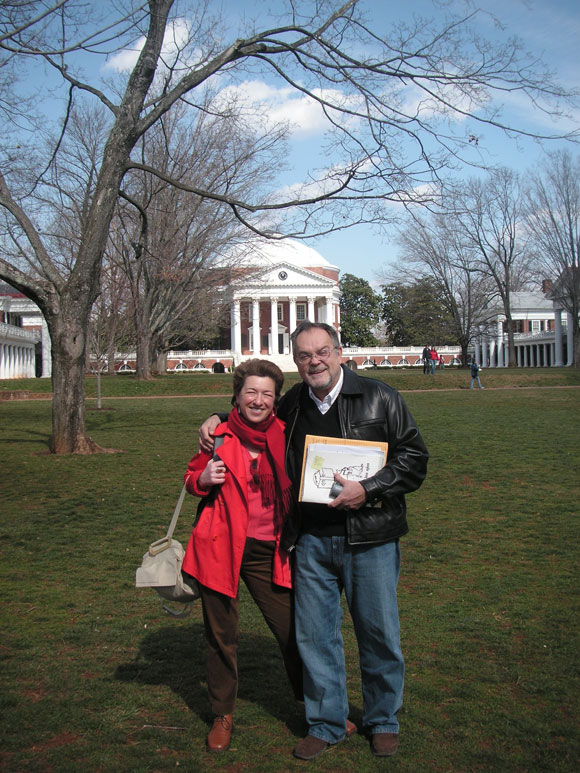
top-left (1, 429), bottom-right (51, 448)
top-left (115, 623), bottom-right (305, 735)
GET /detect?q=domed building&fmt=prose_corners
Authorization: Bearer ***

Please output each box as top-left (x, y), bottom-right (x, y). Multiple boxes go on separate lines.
top-left (221, 236), bottom-right (341, 371)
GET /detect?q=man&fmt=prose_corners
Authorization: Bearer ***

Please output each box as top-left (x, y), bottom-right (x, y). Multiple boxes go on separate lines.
top-left (470, 358), bottom-right (484, 389)
top-left (199, 321), bottom-right (428, 760)
top-left (422, 345), bottom-right (430, 375)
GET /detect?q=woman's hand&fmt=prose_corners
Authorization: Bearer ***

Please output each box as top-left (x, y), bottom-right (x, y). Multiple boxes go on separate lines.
top-left (198, 458), bottom-right (226, 489)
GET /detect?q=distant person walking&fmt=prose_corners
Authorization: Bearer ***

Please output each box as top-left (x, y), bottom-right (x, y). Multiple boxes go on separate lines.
top-left (470, 360), bottom-right (484, 389)
top-left (422, 345), bottom-right (430, 375)
top-left (429, 347), bottom-right (438, 375)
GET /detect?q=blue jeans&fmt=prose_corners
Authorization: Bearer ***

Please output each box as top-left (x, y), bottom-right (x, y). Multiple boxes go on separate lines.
top-left (294, 535), bottom-right (404, 743)
top-left (470, 376), bottom-right (483, 389)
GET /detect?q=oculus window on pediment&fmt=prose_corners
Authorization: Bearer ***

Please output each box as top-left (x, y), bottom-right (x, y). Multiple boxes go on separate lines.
top-left (243, 263), bottom-right (335, 288)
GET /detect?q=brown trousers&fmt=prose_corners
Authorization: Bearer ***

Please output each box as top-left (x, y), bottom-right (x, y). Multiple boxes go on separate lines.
top-left (199, 537), bottom-right (303, 715)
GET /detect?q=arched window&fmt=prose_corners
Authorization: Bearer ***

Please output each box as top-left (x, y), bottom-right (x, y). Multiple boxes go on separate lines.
top-left (380, 358), bottom-right (392, 367)
top-left (397, 358), bottom-right (410, 366)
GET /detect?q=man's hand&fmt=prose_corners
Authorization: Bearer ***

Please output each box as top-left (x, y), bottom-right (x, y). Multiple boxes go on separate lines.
top-left (327, 473), bottom-right (367, 510)
top-left (198, 458), bottom-right (226, 489)
top-left (198, 414), bottom-right (221, 453)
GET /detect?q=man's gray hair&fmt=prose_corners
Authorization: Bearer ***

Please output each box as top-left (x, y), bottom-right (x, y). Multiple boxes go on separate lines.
top-left (290, 321), bottom-right (341, 353)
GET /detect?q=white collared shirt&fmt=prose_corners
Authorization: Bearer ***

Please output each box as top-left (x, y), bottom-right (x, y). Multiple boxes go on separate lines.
top-left (308, 368), bottom-right (344, 414)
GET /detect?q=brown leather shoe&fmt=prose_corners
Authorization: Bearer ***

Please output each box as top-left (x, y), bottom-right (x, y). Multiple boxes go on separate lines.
top-left (207, 714), bottom-right (233, 753)
top-left (371, 732), bottom-right (399, 757)
top-left (293, 734), bottom-right (330, 760)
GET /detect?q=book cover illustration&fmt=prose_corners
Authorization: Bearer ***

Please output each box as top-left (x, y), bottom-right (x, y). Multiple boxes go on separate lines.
top-left (299, 435), bottom-right (388, 504)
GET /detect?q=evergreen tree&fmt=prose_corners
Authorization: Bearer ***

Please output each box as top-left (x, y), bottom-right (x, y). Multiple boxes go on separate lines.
top-left (380, 278), bottom-right (456, 345)
top-left (339, 273), bottom-right (381, 346)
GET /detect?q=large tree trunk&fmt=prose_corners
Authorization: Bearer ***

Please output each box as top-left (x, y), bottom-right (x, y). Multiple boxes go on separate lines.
top-left (572, 307), bottom-right (580, 368)
top-left (134, 318), bottom-right (154, 380)
top-left (156, 348), bottom-right (168, 374)
top-left (505, 316), bottom-right (517, 367)
top-left (50, 316), bottom-right (106, 454)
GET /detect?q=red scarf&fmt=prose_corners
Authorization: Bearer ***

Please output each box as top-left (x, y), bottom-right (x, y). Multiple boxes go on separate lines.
top-left (227, 409), bottom-right (292, 526)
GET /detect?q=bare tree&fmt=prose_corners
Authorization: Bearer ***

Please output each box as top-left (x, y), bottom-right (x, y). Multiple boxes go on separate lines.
top-left (525, 150), bottom-right (580, 366)
top-left (395, 211), bottom-right (497, 366)
top-left (88, 255), bottom-right (132, 384)
top-left (446, 169), bottom-right (533, 366)
top-left (0, 1), bottom-right (577, 452)
top-left (114, 100), bottom-right (278, 379)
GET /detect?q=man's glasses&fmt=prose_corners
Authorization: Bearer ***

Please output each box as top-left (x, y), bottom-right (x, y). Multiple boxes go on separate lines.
top-left (295, 346), bottom-right (337, 364)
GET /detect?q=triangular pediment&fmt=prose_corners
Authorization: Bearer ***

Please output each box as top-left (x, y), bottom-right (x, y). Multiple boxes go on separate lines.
top-left (233, 262), bottom-right (336, 292)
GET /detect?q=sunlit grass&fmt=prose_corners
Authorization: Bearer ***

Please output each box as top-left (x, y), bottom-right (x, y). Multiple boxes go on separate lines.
top-left (1, 379), bottom-right (579, 771)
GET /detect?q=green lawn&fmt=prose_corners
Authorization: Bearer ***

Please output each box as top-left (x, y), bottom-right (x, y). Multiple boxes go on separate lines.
top-left (1, 374), bottom-right (579, 771)
top-left (2, 364), bottom-right (580, 399)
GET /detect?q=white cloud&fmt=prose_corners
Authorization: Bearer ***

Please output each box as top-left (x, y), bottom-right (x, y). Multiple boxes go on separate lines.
top-left (211, 80), bottom-right (362, 136)
top-left (104, 18), bottom-right (195, 73)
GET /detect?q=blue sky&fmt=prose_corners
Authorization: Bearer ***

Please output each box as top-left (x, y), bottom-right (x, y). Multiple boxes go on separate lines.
top-left (19, 0), bottom-right (580, 286)
top-left (295, 0), bottom-right (579, 284)
top-left (213, 0), bottom-right (579, 285)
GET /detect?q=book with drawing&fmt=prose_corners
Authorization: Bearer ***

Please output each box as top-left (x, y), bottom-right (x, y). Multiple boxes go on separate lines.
top-left (298, 435), bottom-right (388, 504)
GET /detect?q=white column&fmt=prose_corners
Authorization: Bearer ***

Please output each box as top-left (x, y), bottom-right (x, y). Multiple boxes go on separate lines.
top-left (543, 343), bottom-right (549, 367)
top-left (289, 297), bottom-right (297, 338)
top-left (231, 300), bottom-right (242, 358)
top-left (566, 311), bottom-right (574, 366)
top-left (325, 297), bottom-right (333, 325)
top-left (553, 309), bottom-right (564, 366)
top-left (252, 299), bottom-right (260, 355)
top-left (41, 319), bottom-right (52, 378)
top-left (496, 317), bottom-right (504, 368)
top-left (488, 336), bottom-right (495, 368)
top-left (270, 297), bottom-right (278, 355)
top-left (307, 296), bottom-right (316, 322)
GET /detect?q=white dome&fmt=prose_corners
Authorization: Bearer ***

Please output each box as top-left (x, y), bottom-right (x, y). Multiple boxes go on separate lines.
top-left (225, 236), bottom-right (337, 270)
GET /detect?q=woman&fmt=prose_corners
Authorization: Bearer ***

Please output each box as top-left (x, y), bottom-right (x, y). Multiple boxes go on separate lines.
top-left (182, 359), bottom-right (302, 753)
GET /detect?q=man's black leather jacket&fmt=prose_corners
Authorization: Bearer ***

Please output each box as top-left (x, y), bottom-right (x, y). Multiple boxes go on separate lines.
top-left (278, 365), bottom-right (428, 549)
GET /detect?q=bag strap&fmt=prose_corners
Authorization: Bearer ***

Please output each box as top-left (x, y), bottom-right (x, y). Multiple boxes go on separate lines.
top-left (149, 436), bottom-right (225, 556)
top-left (166, 485), bottom-right (187, 541)
top-left (147, 485), bottom-right (187, 556)
top-left (162, 601), bottom-right (194, 619)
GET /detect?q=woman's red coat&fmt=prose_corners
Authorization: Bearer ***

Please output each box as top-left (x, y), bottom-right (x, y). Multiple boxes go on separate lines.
top-left (182, 421), bottom-right (292, 598)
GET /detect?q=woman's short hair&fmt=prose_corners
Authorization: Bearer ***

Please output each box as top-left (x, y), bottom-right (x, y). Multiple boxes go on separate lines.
top-left (231, 359), bottom-right (285, 406)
